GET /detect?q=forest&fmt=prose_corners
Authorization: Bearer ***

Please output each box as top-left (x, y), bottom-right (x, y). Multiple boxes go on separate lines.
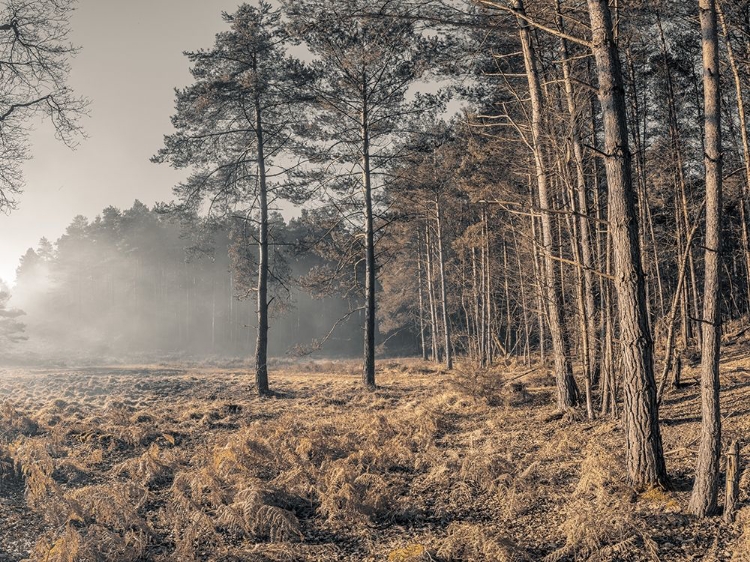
top-left (2, 0), bottom-right (750, 560)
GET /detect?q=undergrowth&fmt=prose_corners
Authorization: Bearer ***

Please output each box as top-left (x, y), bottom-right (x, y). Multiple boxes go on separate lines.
top-left (0, 359), bottom-right (747, 560)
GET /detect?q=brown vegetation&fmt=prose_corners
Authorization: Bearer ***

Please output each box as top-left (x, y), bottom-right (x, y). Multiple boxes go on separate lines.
top-left (1, 355), bottom-right (749, 561)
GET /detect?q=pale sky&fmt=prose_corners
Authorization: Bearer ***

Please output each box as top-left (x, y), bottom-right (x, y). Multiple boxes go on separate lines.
top-left (0, 0), bottom-right (243, 285)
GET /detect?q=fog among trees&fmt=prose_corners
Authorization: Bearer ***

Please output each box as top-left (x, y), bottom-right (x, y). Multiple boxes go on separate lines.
top-left (6, 201), bottom-right (377, 363)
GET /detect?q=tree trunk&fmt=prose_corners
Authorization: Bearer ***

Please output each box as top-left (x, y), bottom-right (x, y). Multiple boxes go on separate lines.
top-left (426, 224), bottom-right (440, 363)
top-left (503, 240), bottom-right (512, 354)
top-left (417, 229), bottom-right (428, 361)
top-left (515, 0), bottom-right (579, 409)
top-left (480, 211), bottom-right (488, 366)
top-left (362, 116), bottom-right (376, 389)
top-left (586, 0), bottom-right (668, 488)
top-left (484, 209), bottom-right (493, 364)
top-left (435, 195), bottom-right (453, 370)
top-left (531, 206), bottom-right (546, 364)
top-left (254, 96), bottom-right (270, 396)
top-left (553, 139), bottom-right (593, 418)
top-left (566, 171), bottom-right (595, 420)
top-left (601, 227), bottom-right (618, 418)
top-left (689, 0), bottom-right (723, 517)
top-left (724, 441), bottom-right (740, 523)
top-left (471, 246), bottom-right (480, 361)
top-left (514, 229), bottom-right (532, 366)
top-left (671, 355), bottom-right (682, 390)
top-left (229, 271), bottom-right (234, 349)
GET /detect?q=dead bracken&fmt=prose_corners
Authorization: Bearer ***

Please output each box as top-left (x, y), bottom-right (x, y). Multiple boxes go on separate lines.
top-left (0, 357), bottom-right (749, 561)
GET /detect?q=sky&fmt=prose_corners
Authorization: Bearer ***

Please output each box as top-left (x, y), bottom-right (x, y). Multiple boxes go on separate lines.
top-left (0, 0), bottom-right (243, 285)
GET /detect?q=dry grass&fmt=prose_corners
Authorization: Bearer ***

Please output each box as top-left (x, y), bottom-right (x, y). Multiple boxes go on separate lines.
top-left (0, 355), bottom-right (748, 560)
top-left (543, 443), bottom-right (660, 562)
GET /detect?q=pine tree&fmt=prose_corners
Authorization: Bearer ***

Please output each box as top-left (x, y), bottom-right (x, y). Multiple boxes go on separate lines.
top-left (689, 0), bottom-right (723, 517)
top-left (154, 1), bottom-right (311, 395)
top-left (285, 0), bottom-right (443, 387)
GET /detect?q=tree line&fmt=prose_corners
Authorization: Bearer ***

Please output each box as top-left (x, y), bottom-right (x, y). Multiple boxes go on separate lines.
top-left (10, 202), bottom-right (380, 361)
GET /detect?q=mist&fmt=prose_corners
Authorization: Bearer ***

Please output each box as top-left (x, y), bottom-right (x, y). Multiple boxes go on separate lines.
top-left (1, 200), bottom-right (394, 366)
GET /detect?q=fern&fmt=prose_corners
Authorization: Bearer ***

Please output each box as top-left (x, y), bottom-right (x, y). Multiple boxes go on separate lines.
top-left (252, 504), bottom-right (304, 542)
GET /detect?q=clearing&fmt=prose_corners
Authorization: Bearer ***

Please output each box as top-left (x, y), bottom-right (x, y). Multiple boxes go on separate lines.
top-left (0, 355), bottom-right (749, 561)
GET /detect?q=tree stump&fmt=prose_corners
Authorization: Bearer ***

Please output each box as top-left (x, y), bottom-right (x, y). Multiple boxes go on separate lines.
top-left (724, 441), bottom-right (740, 523)
top-left (671, 354), bottom-right (682, 389)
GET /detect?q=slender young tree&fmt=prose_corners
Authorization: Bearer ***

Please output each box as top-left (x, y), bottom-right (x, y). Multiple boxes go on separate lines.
top-left (286, 0), bottom-right (441, 388)
top-left (153, 2), bottom-right (310, 395)
top-left (513, 0), bottom-right (579, 410)
top-left (689, 0), bottom-right (723, 517)
top-left (555, 0), bottom-right (599, 395)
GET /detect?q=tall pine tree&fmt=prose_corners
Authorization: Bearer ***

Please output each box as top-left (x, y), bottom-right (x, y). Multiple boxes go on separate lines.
top-left (285, 0), bottom-right (443, 387)
top-left (154, 1), bottom-right (310, 395)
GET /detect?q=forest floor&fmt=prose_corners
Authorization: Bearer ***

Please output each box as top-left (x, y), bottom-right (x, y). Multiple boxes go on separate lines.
top-left (1, 351), bottom-right (750, 561)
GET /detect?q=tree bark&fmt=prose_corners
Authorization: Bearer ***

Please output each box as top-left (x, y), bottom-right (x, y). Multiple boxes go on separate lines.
top-left (689, 0), bottom-right (723, 517)
top-left (472, 245), bottom-right (481, 361)
top-left (566, 169), bottom-right (595, 420)
top-left (503, 239), bottom-right (512, 354)
top-left (513, 229), bottom-right (532, 366)
top-left (529, 184), bottom-right (546, 365)
top-left (480, 210), bottom-right (488, 366)
top-left (586, 0), bottom-right (668, 488)
top-left (671, 355), bottom-right (682, 390)
top-left (601, 226), bottom-right (618, 418)
top-left (484, 209), bottom-right (493, 364)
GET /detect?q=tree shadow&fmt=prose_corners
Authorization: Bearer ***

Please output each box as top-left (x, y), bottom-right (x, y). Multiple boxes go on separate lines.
top-left (661, 416), bottom-right (701, 426)
top-left (258, 388), bottom-right (296, 399)
top-left (667, 470), bottom-right (694, 493)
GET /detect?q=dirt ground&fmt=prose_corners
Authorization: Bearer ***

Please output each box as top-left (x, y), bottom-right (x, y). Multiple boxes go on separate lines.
top-left (0, 354), bottom-right (749, 561)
